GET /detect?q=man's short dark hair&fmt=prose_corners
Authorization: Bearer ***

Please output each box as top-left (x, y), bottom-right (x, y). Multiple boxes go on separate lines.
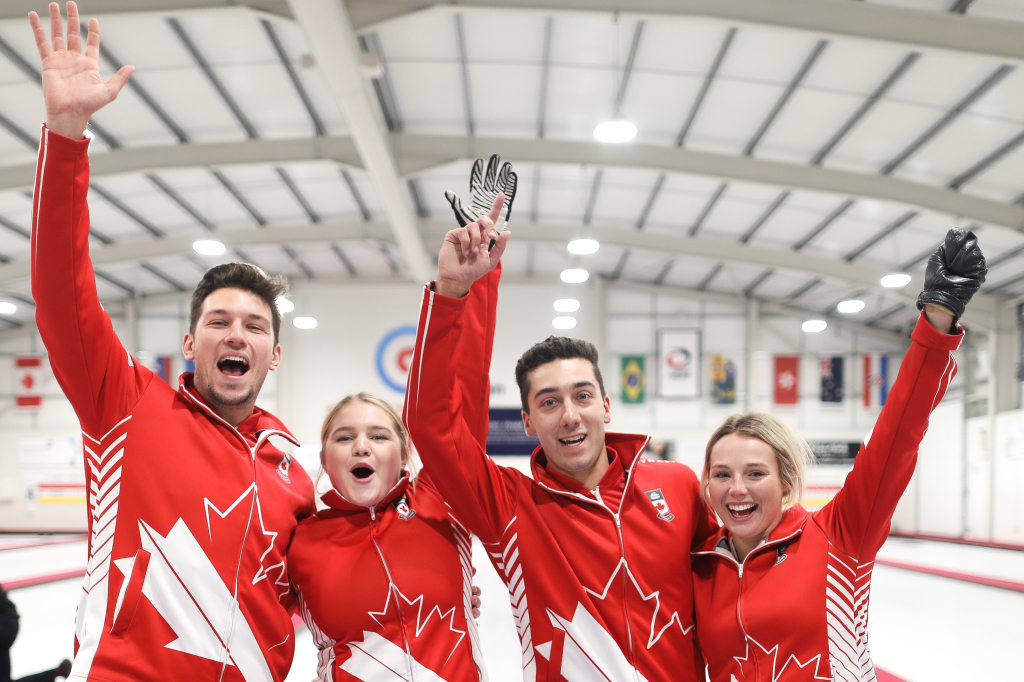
top-left (514, 336), bottom-right (606, 412)
top-left (189, 263), bottom-right (288, 344)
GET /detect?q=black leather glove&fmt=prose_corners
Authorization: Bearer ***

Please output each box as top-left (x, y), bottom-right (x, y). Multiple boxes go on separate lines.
top-left (916, 227), bottom-right (987, 319)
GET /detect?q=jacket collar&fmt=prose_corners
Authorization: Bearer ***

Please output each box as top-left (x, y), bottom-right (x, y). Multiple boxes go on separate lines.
top-left (530, 431), bottom-right (650, 495)
top-left (177, 372), bottom-right (298, 446)
top-left (694, 503), bottom-right (810, 555)
top-left (319, 470), bottom-right (412, 512)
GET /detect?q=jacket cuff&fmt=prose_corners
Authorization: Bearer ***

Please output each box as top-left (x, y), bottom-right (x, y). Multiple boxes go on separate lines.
top-left (41, 124), bottom-right (93, 155)
top-left (426, 281), bottom-right (472, 310)
top-left (911, 311), bottom-right (964, 351)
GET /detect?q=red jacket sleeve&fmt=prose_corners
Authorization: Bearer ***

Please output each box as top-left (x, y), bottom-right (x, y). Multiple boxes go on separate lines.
top-left (403, 267), bottom-right (521, 544)
top-left (31, 127), bottom-right (152, 437)
top-left (815, 312), bottom-right (962, 560)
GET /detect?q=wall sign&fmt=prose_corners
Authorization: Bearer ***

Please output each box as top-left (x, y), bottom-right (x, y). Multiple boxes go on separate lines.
top-left (657, 328), bottom-right (701, 399)
top-left (375, 325), bottom-right (418, 393)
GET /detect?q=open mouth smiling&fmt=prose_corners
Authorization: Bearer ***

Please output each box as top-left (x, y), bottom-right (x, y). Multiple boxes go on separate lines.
top-left (558, 434), bottom-right (586, 447)
top-left (351, 464), bottom-right (375, 480)
top-left (217, 356), bottom-right (250, 377)
top-left (727, 502), bottom-right (758, 519)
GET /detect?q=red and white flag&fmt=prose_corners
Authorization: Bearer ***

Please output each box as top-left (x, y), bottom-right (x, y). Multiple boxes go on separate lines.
top-left (15, 355), bottom-right (43, 410)
top-left (773, 355), bottom-right (800, 405)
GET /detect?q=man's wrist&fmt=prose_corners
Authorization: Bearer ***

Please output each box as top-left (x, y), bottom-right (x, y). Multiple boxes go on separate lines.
top-left (45, 116), bottom-right (89, 141)
top-left (435, 278), bottom-right (470, 299)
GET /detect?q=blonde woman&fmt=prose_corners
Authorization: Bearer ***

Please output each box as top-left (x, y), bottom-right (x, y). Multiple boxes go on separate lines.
top-left (691, 228), bottom-right (986, 682)
top-left (287, 394), bottom-right (486, 682)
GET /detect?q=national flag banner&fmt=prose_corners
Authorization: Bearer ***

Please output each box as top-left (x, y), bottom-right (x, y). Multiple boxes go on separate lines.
top-left (15, 355), bottom-right (43, 410)
top-left (621, 356), bottom-right (646, 404)
top-left (657, 328), bottom-right (701, 399)
top-left (153, 355), bottom-right (175, 385)
top-left (862, 353), bottom-right (890, 407)
top-left (710, 354), bottom-right (736, 405)
top-left (820, 356), bottom-right (844, 403)
top-left (773, 355), bottom-right (800, 405)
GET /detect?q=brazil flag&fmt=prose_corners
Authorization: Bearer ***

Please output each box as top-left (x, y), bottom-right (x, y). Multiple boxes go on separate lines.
top-left (621, 356), bottom-right (646, 404)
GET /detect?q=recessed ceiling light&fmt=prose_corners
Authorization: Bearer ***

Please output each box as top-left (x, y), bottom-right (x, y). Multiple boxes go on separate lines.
top-left (0, 302), bottom-right (16, 315)
top-left (554, 298), bottom-right (580, 313)
top-left (837, 299), bottom-right (865, 314)
top-left (567, 238), bottom-right (600, 255)
top-left (880, 273), bottom-right (911, 288)
top-left (292, 316), bottom-right (317, 329)
top-left (552, 316), bottom-right (577, 330)
top-left (193, 239), bottom-right (226, 256)
top-left (276, 298), bottom-right (295, 313)
top-left (560, 268), bottom-right (589, 284)
top-left (593, 120), bottom-right (637, 143)
top-left (802, 319), bottom-right (827, 333)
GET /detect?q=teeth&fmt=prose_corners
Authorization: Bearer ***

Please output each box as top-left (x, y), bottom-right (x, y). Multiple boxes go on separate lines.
top-left (729, 503), bottom-right (755, 512)
top-left (560, 435), bottom-right (585, 445)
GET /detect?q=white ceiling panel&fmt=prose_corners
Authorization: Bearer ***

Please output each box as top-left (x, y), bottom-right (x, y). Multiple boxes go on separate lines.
top-left (544, 64), bottom-right (617, 142)
top-left (683, 79), bottom-right (787, 157)
top-left (460, 9), bottom-right (547, 65)
top-left (621, 71), bottom-right (704, 147)
top-left (387, 61), bottom-right (467, 136)
top-left (373, 8), bottom-right (461, 62)
top-left (754, 88), bottom-right (868, 165)
top-left (823, 99), bottom-right (946, 174)
top-left (469, 63), bottom-right (543, 140)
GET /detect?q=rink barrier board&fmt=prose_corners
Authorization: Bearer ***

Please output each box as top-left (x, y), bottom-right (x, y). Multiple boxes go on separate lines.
top-left (889, 530), bottom-right (1024, 552)
top-left (875, 557), bottom-right (1024, 594)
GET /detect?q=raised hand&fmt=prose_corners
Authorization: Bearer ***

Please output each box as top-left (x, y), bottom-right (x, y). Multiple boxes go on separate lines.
top-left (435, 193), bottom-right (510, 299)
top-left (916, 227), bottom-right (987, 330)
top-left (29, 2), bottom-right (134, 140)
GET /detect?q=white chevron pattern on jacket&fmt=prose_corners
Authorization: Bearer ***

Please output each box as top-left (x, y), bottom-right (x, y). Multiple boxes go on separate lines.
top-left (73, 415), bottom-right (133, 679)
top-left (296, 589), bottom-right (339, 682)
top-left (825, 545), bottom-right (877, 682)
top-left (487, 519), bottom-right (536, 682)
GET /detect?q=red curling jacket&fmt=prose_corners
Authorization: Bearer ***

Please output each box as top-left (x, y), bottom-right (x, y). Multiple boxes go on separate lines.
top-left (288, 472), bottom-right (486, 682)
top-left (403, 267), bottom-right (717, 682)
top-left (691, 313), bottom-right (962, 682)
top-left (32, 127), bottom-right (315, 682)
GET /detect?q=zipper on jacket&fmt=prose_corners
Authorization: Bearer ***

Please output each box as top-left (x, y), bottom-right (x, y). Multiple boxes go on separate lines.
top-left (592, 496), bottom-right (638, 681)
top-left (368, 506), bottom-right (417, 681)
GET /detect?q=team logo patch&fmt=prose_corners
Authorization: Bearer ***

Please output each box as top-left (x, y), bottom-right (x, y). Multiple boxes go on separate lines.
top-left (394, 496), bottom-right (416, 521)
top-left (277, 452), bottom-right (291, 483)
top-left (644, 488), bottom-right (674, 521)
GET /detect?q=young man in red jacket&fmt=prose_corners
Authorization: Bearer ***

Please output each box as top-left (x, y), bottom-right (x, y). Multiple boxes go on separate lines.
top-left (404, 195), bottom-right (717, 682)
top-left (28, 5), bottom-right (315, 680)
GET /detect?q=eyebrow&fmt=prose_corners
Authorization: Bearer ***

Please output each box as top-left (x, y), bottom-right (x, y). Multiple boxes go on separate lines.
top-left (533, 381), bottom-right (597, 400)
top-left (331, 425), bottom-right (393, 434)
top-left (204, 308), bottom-right (271, 323)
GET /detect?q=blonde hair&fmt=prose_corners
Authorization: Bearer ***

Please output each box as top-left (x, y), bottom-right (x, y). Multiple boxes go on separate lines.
top-left (320, 393), bottom-right (410, 469)
top-left (702, 413), bottom-right (813, 508)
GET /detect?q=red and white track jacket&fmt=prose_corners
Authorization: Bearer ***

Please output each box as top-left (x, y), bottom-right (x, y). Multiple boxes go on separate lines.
top-left (692, 313), bottom-right (962, 682)
top-left (404, 268), bottom-right (717, 682)
top-left (31, 127), bottom-right (315, 682)
top-left (288, 473), bottom-right (486, 682)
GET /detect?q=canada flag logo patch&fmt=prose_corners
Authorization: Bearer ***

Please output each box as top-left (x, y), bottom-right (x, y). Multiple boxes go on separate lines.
top-left (644, 488), bottom-right (674, 521)
top-left (394, 496), bottom-right (416, 521)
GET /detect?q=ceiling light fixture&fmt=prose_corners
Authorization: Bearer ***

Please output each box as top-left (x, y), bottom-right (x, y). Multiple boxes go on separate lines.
top-left (560, 268), bottom-right (590, 284)
top-left (593, 120), bottom-right (637, 143)
top-left (276, 298), bottom-right (295, 313)
top-left (837, 299), bottom-right (865, 314)
top-left (292, 316), bottom-right (317, 329)
top-left (802, 319), bottom-right (827, 333)
top-left (193, 239), bottom-right (226, 256)
top-left (554, 298), bottom-right (580, 313)
top-left (0, 302), bottom-right (16, 315)
top-left (567, 238), bottom-right (600, 255)
top-left (880, 273), bottom-right (911, 288)
top-left (552, 316), bottom-right (577, 330)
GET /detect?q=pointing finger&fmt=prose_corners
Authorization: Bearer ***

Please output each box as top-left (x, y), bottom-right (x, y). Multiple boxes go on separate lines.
top-left (488, 192), bottom-right (504, 225)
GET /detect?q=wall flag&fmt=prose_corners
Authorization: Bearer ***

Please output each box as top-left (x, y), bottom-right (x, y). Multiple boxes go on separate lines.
top-left (820, 356), bottom-right (844, 403)
top-left (621, 356), bottom-right (646, 404)
top-left (710, 354), bottom-right (736, 405)
top-left (773, 355), bottom-right (800, 405)
top-left (863, 353), bottom-right (889, 407)
top-left (657, 329), bottom-right (701, 399)
top-left (15, 355), bottom-right (43, 410)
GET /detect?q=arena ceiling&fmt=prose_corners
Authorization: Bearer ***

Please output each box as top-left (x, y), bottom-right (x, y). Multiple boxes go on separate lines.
top-left (1, 0), bottom-right (1024, 337)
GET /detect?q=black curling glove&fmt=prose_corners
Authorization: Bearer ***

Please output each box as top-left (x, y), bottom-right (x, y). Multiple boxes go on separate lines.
top-left (916, 227), bottom-right (987, 319)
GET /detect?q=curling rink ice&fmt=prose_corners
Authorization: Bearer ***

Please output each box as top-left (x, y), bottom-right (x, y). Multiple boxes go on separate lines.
top-left (1, 533), bottom-right (1020, 682)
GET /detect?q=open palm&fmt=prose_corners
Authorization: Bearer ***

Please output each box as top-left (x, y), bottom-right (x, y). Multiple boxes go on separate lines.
top-left (30, 2), bottom-right (133, 139)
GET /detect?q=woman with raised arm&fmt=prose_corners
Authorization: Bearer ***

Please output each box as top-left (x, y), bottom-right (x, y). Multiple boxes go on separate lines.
top-left (286, 395), bottom-right (490, 682)
top-left (690, 229), bottom-right (986, 682)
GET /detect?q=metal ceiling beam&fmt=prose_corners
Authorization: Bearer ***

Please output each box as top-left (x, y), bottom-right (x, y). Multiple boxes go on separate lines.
top-left (6, 134), bottom-right (1024, 235)
top-left (739, 189), bottom-right (789, 243)
top-left (343, 0), bottom-right (1024, 63)
top-left (689, 181), bottom-right (727, 237)
top-left (536, 16), bottom-right (554, 139)
top-left (285, 0), bottom-right (433, 282)
top-left (454, 13), bottom-right (475, 137)
top-left (676, 27), bottom-right (735, 148)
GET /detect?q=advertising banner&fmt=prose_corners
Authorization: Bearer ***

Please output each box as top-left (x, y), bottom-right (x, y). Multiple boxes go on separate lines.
top-left (773, 355), bottom-right (799, 404)
top-left (820, 356), bottom-right (844, 403)
top-left (657, 329), bottom-right (700, 399)
top-left (487, 408), bottom-right (539, 456)
top-left (621, 356), bottom-right (646, 404)
top-left (710, 354), bottom-right (736, 405)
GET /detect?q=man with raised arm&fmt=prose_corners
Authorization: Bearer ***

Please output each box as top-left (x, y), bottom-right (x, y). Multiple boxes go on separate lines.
top-left (404, 192), bottom-right (717, 682)
top-left (28, 4), bottom-right (315, 680)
